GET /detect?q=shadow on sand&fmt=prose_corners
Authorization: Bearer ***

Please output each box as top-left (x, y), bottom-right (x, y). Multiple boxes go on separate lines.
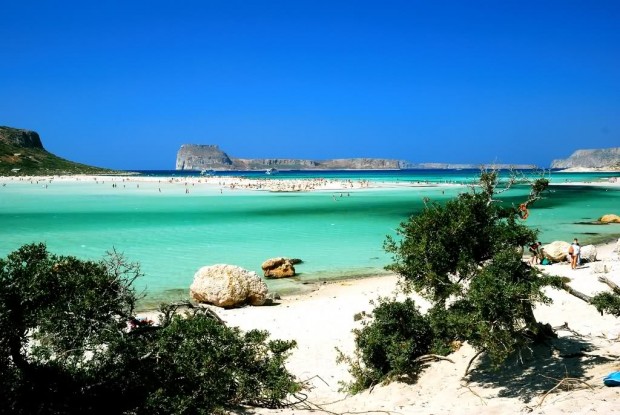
top-left (467, 334), bottom-right (614, 403)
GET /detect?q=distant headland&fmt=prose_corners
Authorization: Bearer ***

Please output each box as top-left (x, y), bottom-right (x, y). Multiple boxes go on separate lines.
top-left (551, 148), bottom-right (620, 171)
top-left (0, 126), bottom-right (115, 175)
top-left (176, 144), bottom-right (538, 171)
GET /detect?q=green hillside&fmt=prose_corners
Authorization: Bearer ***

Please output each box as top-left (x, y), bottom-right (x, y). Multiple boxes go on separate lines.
top-left (0, 126), bottom-right (118, 175)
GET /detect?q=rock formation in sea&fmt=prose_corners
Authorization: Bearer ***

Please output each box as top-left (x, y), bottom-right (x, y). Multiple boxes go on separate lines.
top-left (175, 144), bottom-right (404, 171)
top-left (175, 144), bottom-right (537, 171)
top-left (551, 148), bottom-right (620, 170)
top-left (175, 144), bottom-right (234, 170)
top-left (261, 257), bottom-right (296, 278)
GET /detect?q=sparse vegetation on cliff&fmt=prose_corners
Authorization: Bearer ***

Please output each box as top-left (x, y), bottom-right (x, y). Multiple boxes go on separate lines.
top-left (0, 126), bottom-right (117, 175)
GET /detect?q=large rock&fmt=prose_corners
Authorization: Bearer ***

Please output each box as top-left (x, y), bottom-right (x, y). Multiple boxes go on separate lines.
top-left (600, 214), bottom-right (620, 224)
top-left (542, 241), bottom-right (571, 263)
top-left (176, 144), bottom-right (234, 170)
top-left (261, 257), bottom-right (296, 278)
top-left (580, 244), bottom-right (597, 263)
top-left (189, 264), bottom-right (268, 308)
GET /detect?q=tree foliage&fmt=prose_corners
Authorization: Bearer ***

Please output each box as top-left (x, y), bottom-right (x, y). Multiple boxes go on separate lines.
top-left (337, 298), bottom-right (432, 393)
top-left (591, 292), bottom-right (620, 317)
top-left (0, 243), bottom-right (300, 414)
top-left (383, 171), bottom-right (559, 364)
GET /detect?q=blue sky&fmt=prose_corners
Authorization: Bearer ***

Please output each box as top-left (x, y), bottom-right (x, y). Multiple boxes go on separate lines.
top-left (1, 1), bottom-right (618, 169)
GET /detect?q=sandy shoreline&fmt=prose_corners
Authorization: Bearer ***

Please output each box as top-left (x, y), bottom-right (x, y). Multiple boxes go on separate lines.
top-left (137, 240), bottom-right (620, 414)
top-left (0, 173), bottom-right (465, 193)
top-left (1, 173), bottom-right (619, 194)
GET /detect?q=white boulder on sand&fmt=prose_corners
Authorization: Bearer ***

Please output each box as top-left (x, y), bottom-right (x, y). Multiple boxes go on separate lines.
top-left (189, 264), bottom-right (268, 308)
top-left (543, 240), bottom-right (570, 262)
top-left (581, 244), bottom-right (598, 263)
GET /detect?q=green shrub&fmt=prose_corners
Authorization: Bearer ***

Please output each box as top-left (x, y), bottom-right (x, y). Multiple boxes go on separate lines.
top-left (337, 297), bottom-right (432, 393)
top-left (0, 243), bottom-right (300, 414)
top-left (383, 172), bottom-right (561, 367)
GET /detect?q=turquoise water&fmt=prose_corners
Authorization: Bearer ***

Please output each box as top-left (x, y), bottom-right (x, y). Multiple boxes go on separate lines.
top-left (1, 170), bottom-right (618, 306)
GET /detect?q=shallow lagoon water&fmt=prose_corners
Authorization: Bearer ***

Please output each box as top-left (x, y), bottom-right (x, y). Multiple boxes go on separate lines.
top-left (1, 170), bottom-right (618, 307)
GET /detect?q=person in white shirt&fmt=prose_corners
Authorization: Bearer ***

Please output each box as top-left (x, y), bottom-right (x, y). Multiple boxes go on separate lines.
top-left (570, 238), bottom-right (581, 269)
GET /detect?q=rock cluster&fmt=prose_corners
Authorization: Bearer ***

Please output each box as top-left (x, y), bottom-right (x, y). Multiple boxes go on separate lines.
top-left (261, 257), bottom-right (296, 278)
top-left (189, 264), bottom-right (268, 308)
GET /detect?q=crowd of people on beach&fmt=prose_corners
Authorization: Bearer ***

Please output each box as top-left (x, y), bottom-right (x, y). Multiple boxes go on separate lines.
top-left (0, 175), bottom-right (378, 193)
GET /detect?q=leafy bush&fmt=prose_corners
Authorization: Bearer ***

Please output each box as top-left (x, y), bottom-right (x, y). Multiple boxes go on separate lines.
top-left (337, 297), bottom-right (432, 393)
top-left (383, 171), bottom-right (561, 367)
top-left (0, 243), bottom-right (300, 414)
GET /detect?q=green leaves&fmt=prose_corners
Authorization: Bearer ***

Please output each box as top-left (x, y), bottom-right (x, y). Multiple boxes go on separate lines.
top-left (381, 172), bottom-right (557, 371)
top-left (0, 243), bottom-right (300, 414)
top-left (338, 297), bottom-right (432, 393)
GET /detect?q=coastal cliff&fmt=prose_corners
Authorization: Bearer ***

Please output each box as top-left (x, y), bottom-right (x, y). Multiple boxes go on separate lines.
top-left (0, 126), bottom-right (114, 175)
top-left (0, 126), bottom-right (44, 149)
top-left (175, 144), bottom-right (404, 170)
top-left (175, 144), bottom-right (540, 171)
top-left (551, 148), bottom-right (620, 171)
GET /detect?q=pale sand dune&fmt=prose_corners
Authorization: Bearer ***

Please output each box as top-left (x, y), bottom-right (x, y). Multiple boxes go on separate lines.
top-left (190, 241), bottom-right (620, 415)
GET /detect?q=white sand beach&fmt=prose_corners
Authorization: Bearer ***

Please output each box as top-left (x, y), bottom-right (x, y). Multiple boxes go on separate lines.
top-left (168, 240), bottom-right (620, 415)
top-left (0, 173), bottom-right (466, 194)
top-left (4, 173), bottom-right (620, 413)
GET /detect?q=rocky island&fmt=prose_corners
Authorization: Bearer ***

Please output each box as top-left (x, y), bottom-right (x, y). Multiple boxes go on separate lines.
top-left (175, 144), bottom-right (405, 170)
top-left (176, 144), bottom-right (538, 171)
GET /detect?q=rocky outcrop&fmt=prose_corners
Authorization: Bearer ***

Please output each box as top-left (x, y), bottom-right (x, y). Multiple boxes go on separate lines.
top-left (176, 144), bottom-right (540, 171)
top-left (542, 241), bottom-right (571, 263)
top-left (599, 214), bottom-right (620, 224)
top-left (175, 144), bottom-right (234, 170)
top-left (0, 126), bottom-right (44, 149)
top-left (261, 257), bottom-right (296, 278)
top-left (551, 148), bottom-right (620, 170)
top-left (189, 264), bottom-right (268, 308)
top-left (176, 145), bottom-right (404, 171)
top-left (580, 245), bottom-right (597, 263)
